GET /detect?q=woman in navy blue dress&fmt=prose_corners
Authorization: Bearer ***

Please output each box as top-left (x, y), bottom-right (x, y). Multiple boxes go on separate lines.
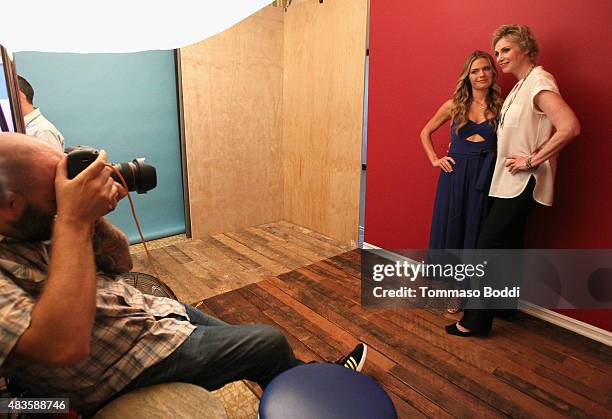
top-left (420, 51), bottom-right (502, 312)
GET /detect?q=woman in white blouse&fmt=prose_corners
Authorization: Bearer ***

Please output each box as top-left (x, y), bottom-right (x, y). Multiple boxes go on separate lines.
top-left (447, 24), bottom-right (581, 337)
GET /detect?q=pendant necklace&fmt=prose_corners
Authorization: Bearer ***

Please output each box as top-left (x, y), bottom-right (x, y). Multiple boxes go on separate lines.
top-left (499, 65), bottom-right (537, 128)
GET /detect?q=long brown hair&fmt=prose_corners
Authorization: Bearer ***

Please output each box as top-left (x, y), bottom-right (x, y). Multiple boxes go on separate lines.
top-left (450, 50), bottom-right (502, 134)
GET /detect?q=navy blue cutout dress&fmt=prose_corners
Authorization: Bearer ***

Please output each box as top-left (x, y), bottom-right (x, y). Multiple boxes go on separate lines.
top-left (428, 120), bottom-right (497, 250)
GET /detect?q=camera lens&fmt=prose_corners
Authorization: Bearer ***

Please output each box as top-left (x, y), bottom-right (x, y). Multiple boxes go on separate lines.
top-left (66, 146), bottom-right (157, 194)
top-left (112, 158), bottom-right (157, 194)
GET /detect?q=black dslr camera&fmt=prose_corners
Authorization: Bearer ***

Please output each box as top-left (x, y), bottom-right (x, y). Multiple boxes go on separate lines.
top-left (66, 146), bottom-right (157, 194)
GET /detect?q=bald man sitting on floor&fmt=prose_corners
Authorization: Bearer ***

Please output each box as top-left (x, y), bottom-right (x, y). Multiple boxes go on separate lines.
top-left (0, 133), bottom-right (367, 415)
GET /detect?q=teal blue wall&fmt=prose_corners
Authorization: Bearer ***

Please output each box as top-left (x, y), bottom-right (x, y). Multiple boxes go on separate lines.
top-left (15, 51), bottom-right (185, 243)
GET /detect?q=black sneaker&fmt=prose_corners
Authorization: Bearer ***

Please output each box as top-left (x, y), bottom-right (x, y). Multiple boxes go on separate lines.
top-left (335, 343), bottom-right (367, 372)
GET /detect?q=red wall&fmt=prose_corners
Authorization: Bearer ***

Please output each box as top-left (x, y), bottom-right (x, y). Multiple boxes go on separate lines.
top-left (365, 0), bottom-right (612, 331)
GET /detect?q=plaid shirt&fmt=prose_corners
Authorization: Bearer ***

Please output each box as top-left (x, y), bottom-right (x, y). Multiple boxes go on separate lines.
top-left (0, 235), bottom-right (196, 415)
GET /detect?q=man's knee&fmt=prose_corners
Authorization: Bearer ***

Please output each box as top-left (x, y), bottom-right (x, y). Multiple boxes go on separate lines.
top-left (257, 325), bottom-right (291, 357)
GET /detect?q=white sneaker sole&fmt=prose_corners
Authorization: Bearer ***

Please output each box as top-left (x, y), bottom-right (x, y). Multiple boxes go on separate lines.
top-left (356, 344), bottom-right (367, 372)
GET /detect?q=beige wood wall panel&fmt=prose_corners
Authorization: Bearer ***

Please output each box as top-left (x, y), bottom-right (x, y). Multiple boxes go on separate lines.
top-left (282, 0), bottom-right (368, 247)
top-left (180, 6), bottom-right (284, 238)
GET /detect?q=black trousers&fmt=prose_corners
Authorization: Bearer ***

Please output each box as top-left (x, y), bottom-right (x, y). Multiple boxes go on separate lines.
top-left (459, 176), bottom-right (538, 332)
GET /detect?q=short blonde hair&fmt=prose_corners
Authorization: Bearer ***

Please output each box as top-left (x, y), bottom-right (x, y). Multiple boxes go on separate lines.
top-left (491, 24), bottom-right (539, 62)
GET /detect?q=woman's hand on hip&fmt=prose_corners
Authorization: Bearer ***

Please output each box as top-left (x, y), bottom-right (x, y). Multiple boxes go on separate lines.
top-left (505, 155), bottom-right (529, 175)
top-left (432, 156), bottom-right (456, 173)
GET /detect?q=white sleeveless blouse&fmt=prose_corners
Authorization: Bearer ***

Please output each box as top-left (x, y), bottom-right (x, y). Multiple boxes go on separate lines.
top-left (489, 66), bottom-right (559, 206)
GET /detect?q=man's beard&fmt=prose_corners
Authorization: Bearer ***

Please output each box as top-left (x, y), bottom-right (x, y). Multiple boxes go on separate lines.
top-left (12, 201), bottom-right (55, 242)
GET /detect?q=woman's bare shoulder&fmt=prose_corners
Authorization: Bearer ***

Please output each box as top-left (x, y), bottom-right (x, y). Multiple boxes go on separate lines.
top-left (440, 99), bottom-right (454, 114)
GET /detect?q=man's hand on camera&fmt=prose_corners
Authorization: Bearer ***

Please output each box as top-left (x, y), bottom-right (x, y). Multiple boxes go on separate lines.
top-left (109, 181), bottom-right (127, 212)
top-left (54, 150), bottom-right (120, 229)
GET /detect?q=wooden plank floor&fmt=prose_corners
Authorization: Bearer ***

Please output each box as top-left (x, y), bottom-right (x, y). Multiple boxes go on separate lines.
top-left (201, 250), bottom-right (612, 418)
top-left (131, 221), bottom-right (353, 304)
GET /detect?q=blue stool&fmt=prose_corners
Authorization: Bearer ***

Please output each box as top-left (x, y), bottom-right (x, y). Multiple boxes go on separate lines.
top-left (259, 363), bottom-right (396, 419)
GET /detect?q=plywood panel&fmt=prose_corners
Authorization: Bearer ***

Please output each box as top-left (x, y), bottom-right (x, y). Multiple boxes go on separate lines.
top-left (282, 0), bottom-right (368, 247)
top-left (180, 6), bottom-right (284, 238)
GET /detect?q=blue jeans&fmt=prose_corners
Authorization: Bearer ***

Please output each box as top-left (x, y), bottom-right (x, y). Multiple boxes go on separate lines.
top-left (118, 304), bottom-right (302, 395)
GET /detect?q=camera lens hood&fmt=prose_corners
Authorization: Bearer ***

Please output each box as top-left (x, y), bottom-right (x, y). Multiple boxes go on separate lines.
top-left (132, 158), bottom-right (157, 194)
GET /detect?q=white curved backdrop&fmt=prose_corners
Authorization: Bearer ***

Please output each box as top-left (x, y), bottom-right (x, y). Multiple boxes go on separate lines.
top-left (0, 0), bottom-right (271, 52)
